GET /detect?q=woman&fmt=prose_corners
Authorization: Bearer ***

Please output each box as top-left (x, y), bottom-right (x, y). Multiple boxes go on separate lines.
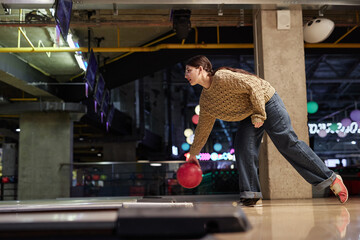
top-left (184, 55), bottom-right (348, 206)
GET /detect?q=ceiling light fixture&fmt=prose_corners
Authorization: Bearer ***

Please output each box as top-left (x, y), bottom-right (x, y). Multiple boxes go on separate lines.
top-left (303, 17), bottom-right (334, 43)
top-left (318, 5), bottom-right (328, 17)
top-left (303, 5), bottom-right (334, 43)
top-left (218, 4), bottom-right (224, 16)
top-left (67, 33), bottom-right (87, 71)
top-left (1, 3), bottom-right (10, 15)
top-left (113, 3), bottom-right (118, 16)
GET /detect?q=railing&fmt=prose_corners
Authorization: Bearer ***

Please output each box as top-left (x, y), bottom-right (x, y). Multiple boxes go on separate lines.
top-left (61, 161), bottom-right (239, 198)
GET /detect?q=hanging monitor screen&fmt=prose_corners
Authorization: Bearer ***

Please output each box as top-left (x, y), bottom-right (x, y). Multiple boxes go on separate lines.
top-left (101, 89), bottom-right (110, 116)
top-left (94, 74), bottom-right (105, 105)
top-left (55, 0), bottom-right (73, 41)
top-left (84, 50), bottom-right (98, 96)
top-left (107, 106), bottom-right (115, 126)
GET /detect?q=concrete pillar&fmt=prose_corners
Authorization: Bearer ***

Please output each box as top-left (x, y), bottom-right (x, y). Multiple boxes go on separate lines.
top-left (18, 112), bottom-right (73, 200)
top-left (253, 5), bottom-right (312, 199)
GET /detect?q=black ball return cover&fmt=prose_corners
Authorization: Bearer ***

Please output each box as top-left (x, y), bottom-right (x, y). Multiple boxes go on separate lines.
top-left (116, 204), bottom-right (251, 238)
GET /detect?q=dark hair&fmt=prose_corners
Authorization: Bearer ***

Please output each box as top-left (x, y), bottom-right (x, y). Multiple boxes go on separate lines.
top-left (186, 55), bottom-right (214, 75)
top-left (186, 55), bottom-right (255, 77)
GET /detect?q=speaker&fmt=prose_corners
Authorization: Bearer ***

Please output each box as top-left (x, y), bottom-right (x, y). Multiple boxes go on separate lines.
top-left (277, 10), bottom-right (291, 30)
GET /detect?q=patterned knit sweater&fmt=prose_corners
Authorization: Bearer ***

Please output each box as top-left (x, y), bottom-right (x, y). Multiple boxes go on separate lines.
top-left (189, 69), bottom-right (276, 156)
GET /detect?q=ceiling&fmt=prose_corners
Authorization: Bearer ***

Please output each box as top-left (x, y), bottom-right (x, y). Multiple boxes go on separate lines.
top-left (1, 0), bottom-right (360, 159)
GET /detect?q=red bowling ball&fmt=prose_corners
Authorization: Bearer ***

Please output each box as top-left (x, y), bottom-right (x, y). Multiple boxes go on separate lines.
top-left (176, 163), bottom-right (203, 189)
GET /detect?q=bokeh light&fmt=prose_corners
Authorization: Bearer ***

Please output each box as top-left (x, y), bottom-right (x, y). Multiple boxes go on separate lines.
top-left (213, 143), bottom-right (222, 152)
top-left (195, 105), bottom-right (200, 115)
top-left (307, 101), bottom-right (319, 114)
top-left (184, 128), bottom-right (193, 137)
top-left (318, 129), bottom-right (327, 138)
top-left (181, 143), bottom-right (190, 151)
top-left (192, 114), bottom-right (199, 124)
top-left (186, 134), bottom-right (195, 144)
top-left (350, 109), bottom-right (360, 122)
top-left (330, 123), bottom-right (338, 131)
top-left (341, 118), bottom-right (352, 127)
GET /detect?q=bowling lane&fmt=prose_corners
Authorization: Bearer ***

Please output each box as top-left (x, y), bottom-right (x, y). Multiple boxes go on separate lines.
top-left (0, 198), bottom-right (133, 238)
top-left (1, 195), bottom-right (359, 240)
top-left (0, 194), bottom-right (238, 214)
top-left (0, 197), bottom-right (137, 213)
top-left (0, 209), bottom-right (117, 223)
top-left (214, 197), bottom-right (360, 240)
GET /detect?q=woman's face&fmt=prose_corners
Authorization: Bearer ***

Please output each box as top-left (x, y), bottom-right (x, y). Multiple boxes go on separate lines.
top-left (185, 65), bottom-right (200, 86)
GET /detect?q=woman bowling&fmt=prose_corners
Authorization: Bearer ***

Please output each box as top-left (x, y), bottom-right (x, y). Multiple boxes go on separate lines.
top-left (184, 55), bottom-right (348, 207)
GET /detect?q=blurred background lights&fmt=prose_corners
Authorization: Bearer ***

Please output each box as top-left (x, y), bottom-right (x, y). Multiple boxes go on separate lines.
top-left (150, 163), bottom-right (162, 167)
top-left (318, 129), bottom-right (327, 138)
top-left (211, 152), bottom-right (218, 161)
top-left (307, 101), bottom-right (319, 114)
top-left (195, 105), bottom-right (200, 115)
top-left (181, 143), bottom-right (190, 151)
top-left (186, 134), bottom-right (194, 144)
top-left (213, 143), bottom-right (222, 152)
top-left (330, 123), bottom-right (338, 131)
top-left (337, 131), bottom-right (347, 138)
top-left (350, 109), bottom-right (360, 122)
top-left (172, 146), bottom-right (178, 156)
top-left (184, 128), bottom-right (193, 137)
top-left (341, 118), bottom-right (352, 127)
top-left (192, 114), bottom-right (199, 125)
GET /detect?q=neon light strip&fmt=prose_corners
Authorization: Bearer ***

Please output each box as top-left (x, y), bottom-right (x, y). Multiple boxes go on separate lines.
top-left (308, 122), bottom-right (360, 135)
top-left (184, 152), bottom-right (236, 161)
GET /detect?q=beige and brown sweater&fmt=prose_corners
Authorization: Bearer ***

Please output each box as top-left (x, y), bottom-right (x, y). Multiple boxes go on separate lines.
top-left (189, 69), bottom-right (276, 156)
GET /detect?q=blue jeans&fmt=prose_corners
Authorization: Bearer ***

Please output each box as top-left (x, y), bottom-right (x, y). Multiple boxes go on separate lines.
top-left (234, 92), bottom-right (336, 199)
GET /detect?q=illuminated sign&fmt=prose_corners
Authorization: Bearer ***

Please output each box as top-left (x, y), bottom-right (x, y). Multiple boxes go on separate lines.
top-left (184, 151), bottom-right (236, 161)
top-left (308, 122), bottom-right (360, 135)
